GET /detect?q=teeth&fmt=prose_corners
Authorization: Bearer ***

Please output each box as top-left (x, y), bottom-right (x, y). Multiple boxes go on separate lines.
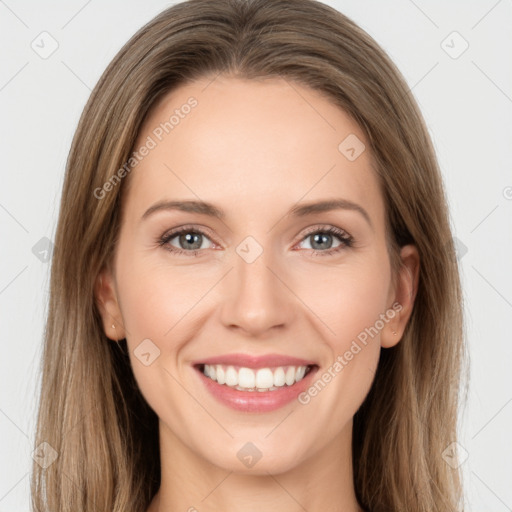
top-left (285, 366), bottom-right (296, 386)
top-left (255, 368), bottom-right (274, 389)
top-left (239, 367), bottom-right (255, 388)
top-left (201, 364), bottom-right (311, 391)
top-left (296, 366), bottom-right (306, 381)
top-left (225, 366), bottom-right (238, 387)
top-left (274, 367), bottom-right (285, 387)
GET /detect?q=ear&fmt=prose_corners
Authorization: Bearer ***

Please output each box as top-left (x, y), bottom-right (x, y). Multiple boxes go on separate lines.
top-left (94, 265), bottom-right (125, 341)
top-left (381, 244), bottom-right (420, 348)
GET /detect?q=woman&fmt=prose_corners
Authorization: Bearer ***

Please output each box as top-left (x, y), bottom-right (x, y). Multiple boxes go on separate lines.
top-left (31, 0), bottom-right (468, 510)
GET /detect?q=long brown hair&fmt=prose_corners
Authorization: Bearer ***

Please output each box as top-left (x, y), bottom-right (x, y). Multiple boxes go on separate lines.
top-left (31, 1), bottom-right (468, 510)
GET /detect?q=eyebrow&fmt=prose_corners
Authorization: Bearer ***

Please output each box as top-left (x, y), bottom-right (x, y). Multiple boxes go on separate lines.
top-left (290, 199), bottom-right (372, 227)
top-left (141, 198), bottom-right (372, 227)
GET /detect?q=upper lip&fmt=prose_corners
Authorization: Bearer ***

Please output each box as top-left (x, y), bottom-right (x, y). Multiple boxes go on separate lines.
top-left (192, 353), bottom-right (317, 369)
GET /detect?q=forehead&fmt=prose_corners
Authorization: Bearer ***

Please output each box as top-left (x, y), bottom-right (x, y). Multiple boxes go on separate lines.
top-left (124, 76), bottom-right (384, 226)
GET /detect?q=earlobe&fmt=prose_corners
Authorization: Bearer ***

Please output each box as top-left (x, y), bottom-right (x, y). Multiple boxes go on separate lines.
top-left (381, 244), bottom-right (420, 348)
top-left (94, 267), bottom-right (125, 341)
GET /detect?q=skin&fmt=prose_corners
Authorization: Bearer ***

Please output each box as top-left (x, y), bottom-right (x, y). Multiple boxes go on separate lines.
top-left (95, 76), bottom-right (419, 512)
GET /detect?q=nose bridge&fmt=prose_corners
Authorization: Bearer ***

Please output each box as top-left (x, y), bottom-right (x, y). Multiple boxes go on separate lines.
top-left (219, 236), bottom-right (294, 334)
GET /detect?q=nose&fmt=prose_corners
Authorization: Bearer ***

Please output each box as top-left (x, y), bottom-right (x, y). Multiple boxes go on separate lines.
top-left (219, 245), bottom-right (296, 337)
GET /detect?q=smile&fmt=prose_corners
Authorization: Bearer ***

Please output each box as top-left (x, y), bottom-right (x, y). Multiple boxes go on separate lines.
top-left (193, 363), bottom-right (319, 412)
top-left (200, 363), bottom-right (314, 391)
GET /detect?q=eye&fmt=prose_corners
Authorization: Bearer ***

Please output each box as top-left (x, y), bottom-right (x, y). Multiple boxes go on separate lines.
top-left (158, 224), bottom-right (354, 257)
top-left (158, 225), bottom-right (215, 256)
top-left (296, 225), bottom-right (353, 256)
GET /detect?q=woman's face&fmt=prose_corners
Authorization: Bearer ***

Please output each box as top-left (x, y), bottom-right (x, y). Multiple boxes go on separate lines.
top-left (97, 76), bottom-right (418, 474)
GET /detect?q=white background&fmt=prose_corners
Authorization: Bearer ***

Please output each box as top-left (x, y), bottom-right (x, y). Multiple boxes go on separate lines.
top-left (1, 0), bottom-right (511, 510)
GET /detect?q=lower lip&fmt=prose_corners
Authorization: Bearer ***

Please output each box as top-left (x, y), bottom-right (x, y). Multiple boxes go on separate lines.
top-left (194, 365), bottom-right (319, 413)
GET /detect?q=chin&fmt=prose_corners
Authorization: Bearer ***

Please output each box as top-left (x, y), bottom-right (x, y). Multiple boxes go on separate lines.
top-left (202, 439), bottom-right (308, 476)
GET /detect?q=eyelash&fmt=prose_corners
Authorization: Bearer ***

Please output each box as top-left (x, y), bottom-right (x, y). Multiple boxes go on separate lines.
top-left (158, 224), bottom-right (354, 257)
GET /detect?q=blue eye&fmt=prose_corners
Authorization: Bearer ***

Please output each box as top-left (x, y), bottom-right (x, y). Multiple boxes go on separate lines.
top-left (297, 226), bottom-right (353, 256)
top-left (158, 225), bottom-right (353, 257)
top-left (158, 226), bottom-right (214, 256)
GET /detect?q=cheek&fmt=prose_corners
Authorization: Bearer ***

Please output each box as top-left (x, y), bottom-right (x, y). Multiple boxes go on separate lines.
top-left (116, 254), bottom-right (213, 339)
top-left (113, 247), bottom-right (225, 380)
top-left (114, 254), bottom-right (207, 419)
top-left (317, 272), bottom-right (387, 373)
top-left (295, 256), bottom-right (391, 348)
top-left (292, 263), bottom-right (389, 442)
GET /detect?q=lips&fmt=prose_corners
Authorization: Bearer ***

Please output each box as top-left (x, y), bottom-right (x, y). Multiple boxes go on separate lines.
top-left (193, 361), bottom-right (319, 412)
top-left (190, 353), bottom-right (319, 412)
top-left (191, 352), bottom-right (317, 370)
